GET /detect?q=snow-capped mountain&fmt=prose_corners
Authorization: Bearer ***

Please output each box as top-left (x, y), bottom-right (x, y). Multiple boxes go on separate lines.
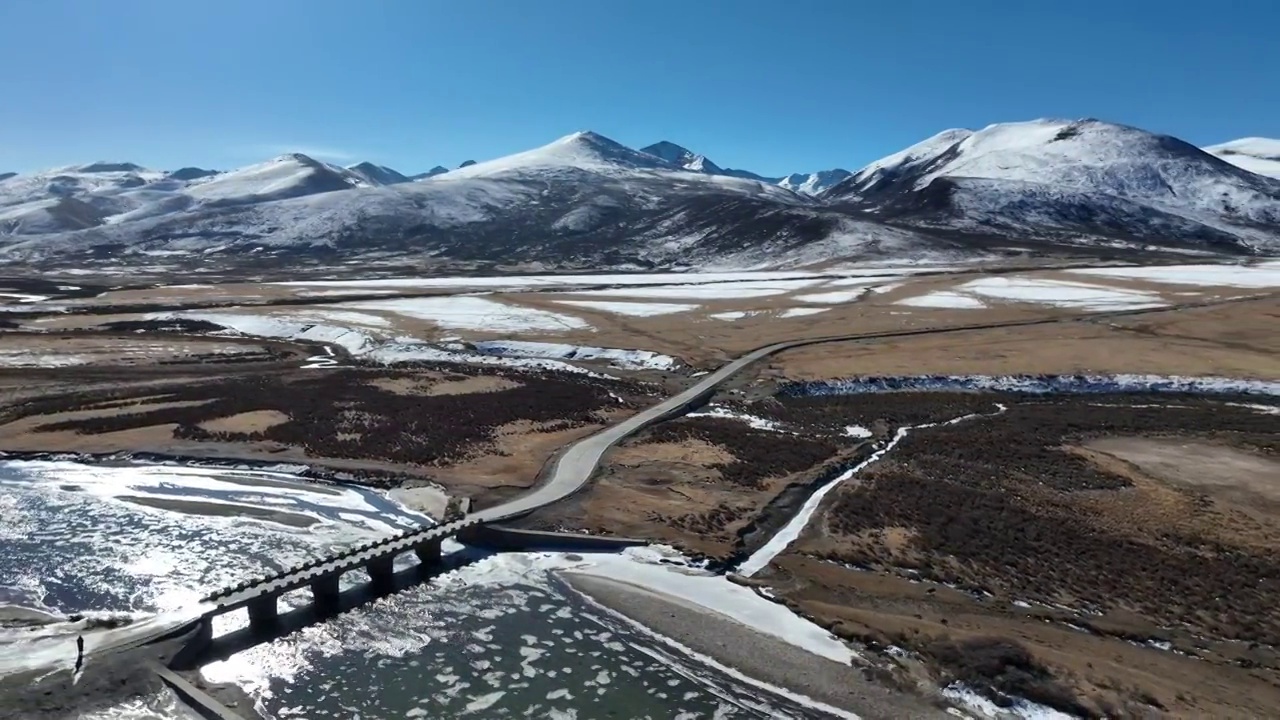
top-left (1, 131), bottom-right (876, 272)
top-left (778, 169), bottom-right (852, 195)
top-left (347, 162), bottom-right (410, 186)
top-left (2, 120), bottom-right (1278, 275)
top-left (185, 154), bottom-right (375, 204)
top-left (0, 173), bottom-right (16, 183)
top-left (827, 119), bottom-right (1280, 253)
top-left (639, 141), bottom-right (851, 195)
top-left (1204, 138), bottom-right (1280, 180)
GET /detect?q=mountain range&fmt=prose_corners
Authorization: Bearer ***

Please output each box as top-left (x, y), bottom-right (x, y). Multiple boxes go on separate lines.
top-left (1, 119), bottom-right (1277, 275)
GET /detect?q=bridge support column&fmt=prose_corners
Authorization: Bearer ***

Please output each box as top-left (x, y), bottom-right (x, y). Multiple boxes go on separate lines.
top-left (311, 573), bottom-right (342, 614)
top-left (167, 619), bottom-right (214, 671)
top-left (247, 596), bottom-right (279, 632)
top-left (367, 555), bottom-right (396, 593)
top-left (415, 539), bottom-right (441, 566)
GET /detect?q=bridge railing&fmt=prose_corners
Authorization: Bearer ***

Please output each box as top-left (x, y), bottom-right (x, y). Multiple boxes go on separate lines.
top-left (201, 516), bottom-right (483, 603)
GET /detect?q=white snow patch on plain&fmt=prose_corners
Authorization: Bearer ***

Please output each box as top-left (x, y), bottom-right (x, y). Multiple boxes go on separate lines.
top-left (960, 276), bottom-right (1165, 310)
top-left (553, 300), bottom-right (698, 317)
top-left (563, 279), bottom-right (823, 300)
top-left (779, 307), bottom-right (829, 318)
top-left (1228, 402), bottom-right (1280, 416)
top-left (274, 271), bottom-right (817, 291)
top-left (795, 288), bottom-right (869, 304)
top-left (340, 296), bottom-right (589, 332)
top-left (896, 291), bottom-right (987, 309)
top-left (1067, 262), bottom-right (1280, 289)
top-left (707, 311), bottom-right (763, 321)
top-left (845, 425), bottom-right (872, 439)
top-left (470, 340), bottom-right (678, 371)
top-left (686, 405), bottom-right (784, 432)
top-left (152, 312), bottom-right (379, 354)
top-left (0, 351), bottom-right (91, 368)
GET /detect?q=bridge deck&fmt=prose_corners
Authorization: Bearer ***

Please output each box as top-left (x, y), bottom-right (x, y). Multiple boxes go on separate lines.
top-left (204, 517), bottom-right (483, 612)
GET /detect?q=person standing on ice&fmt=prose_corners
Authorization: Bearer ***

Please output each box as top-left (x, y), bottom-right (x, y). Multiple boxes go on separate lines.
top-left (74, 635), bottom-right (85, 674)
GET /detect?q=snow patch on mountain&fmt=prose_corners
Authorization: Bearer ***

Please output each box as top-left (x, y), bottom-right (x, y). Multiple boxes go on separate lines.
top-left (1204, 137), bottom-right (1280, 179)
top-left (444, 132), bottom-right (676, 178)
top-left (778, 169), bottom-right (852, 195)
top-left (346, 162), bottom-right (410, 186)
top-left (185, 154), bottom-right (368, 204)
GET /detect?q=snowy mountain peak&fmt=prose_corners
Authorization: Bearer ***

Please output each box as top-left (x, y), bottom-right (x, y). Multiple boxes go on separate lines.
top-left (640, 141), bottom-right (695, 164)
top-left (0, 173), bottom-right (15, 183)
top-left (184, 153), bottom-right (364, 203)
top-left (347, 161), bottom-right (410, 186)
top-left (442, 131), bottom-right (675, 178)
top-left (72, 161), bottom-right (148, 174)
top-left (169, 167), bottom-right (219, 181)
top-left (639, 141), bottom-right (724, 175)
top-left (778, 169), bottom-right (852, 195)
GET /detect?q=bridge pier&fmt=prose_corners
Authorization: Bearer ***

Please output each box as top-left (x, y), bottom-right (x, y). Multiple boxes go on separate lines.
top-left (414, 539), bottom-right (441, 566)
top-left (367, 555), bottom-right (396, 593)
top-left (311, 573), bottom-right (342, 614)
top-left (247, 596), bottom-right (278, 631)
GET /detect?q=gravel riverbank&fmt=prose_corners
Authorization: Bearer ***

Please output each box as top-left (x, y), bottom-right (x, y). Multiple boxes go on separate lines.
top-left (560, 572), bottom-right (949, 720)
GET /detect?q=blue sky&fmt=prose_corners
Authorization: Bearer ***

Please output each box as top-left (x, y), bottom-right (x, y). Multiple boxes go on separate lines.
top-left (1, 0), bottom-right (1275, 176)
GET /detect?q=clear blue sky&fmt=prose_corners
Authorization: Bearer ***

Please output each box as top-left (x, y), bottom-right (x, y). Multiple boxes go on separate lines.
top-left (1, 0), bottom-right (1275, 176)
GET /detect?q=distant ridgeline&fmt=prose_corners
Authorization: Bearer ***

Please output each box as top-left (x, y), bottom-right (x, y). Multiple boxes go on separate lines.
top-left (778, 375), bottom-right (1280, 398)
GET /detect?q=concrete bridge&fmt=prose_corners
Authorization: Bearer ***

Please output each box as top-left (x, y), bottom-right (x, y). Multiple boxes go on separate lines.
top-left (171, 516), bottom-right (486, 667)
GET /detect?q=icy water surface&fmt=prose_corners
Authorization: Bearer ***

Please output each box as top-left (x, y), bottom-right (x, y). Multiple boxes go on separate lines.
top-left (0, 460), bottom-right (829, 719)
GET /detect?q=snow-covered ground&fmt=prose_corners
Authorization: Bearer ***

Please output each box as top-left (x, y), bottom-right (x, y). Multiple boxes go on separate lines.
top-left (552, 299), bottom-right (700, 317)
top-left (794, 288), bottom-right (871, 304)
top-left (339, 296), bottom-right (590, 332)
top-left (896, 291), bottom-right (987, 309)
top-left (778, 307), bottom-right (829, 318)
top-left (894, 276), bottom-right (1165, 311)
top-left (783, 374), bottom-right (1280, 397)
top-left (957, 277), bottom-right (1165, 310)
top-left (561, 278), bottom-right (825, 300)
top-left (1066, 260), bottom-right (1280, 288)
top-left (685, 405), bottom-right (786, 432)
top-left (470, 340), bottom-right (678, 371)
top-left (147, 310), bottom-right (675, 375)
top-left (273, 270), bottom-right (823, 291)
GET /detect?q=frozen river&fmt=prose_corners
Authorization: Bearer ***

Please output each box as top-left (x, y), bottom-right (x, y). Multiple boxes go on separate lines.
top-left (0, 459), bottom-right (836, 719)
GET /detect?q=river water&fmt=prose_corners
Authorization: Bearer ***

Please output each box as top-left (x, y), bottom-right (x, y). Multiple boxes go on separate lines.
top-left (0, 459), bottom-right (831, 719)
